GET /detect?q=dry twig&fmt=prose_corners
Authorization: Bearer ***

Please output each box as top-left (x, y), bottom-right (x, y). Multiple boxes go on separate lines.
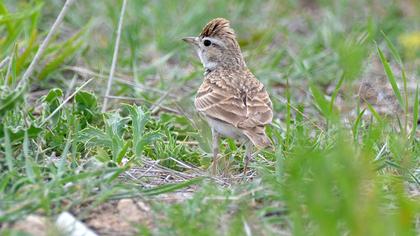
top-left (102, 0), bottom-right (128, 112)
top-left (19, 0), bottom-right (76, 87)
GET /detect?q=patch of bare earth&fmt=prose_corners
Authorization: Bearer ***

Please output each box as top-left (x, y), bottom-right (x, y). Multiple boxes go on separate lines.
top-left (83, 199), bottom-right (152, 236)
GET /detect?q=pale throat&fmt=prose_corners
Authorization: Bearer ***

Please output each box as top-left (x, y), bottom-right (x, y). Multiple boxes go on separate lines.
top-left (197, 49), bottom-right (218, 72)
top-left (196, 51), bottom-right (246, 75)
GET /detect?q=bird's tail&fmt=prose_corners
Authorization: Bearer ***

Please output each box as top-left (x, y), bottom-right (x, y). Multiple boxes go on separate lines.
top-left (243, 130), bottom-right (272, 148)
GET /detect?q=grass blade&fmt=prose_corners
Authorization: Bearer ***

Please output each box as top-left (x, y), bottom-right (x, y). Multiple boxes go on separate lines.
top-left (352, 108), bottom-right (366, 141)
top-left (310, 84), bottom-right (337, 122)
top-left (330, 74), bottom-right (345, 113)
top-left (19, 0), bottom-right (76, 86)
top-left (24, 130), bottom-right (36, 183)
top-left (381, 31), bottom-right (402, 66)
top-left (3, 125), bottom-right (14, 171)
top-left (376, 45), bottom-right (403, 109)
top-left (365, 102), bottom-right (382, 122)
top-left (0, 85), bottom-right (25, 114)
top-left (58, 133), bottom-right (72, 177)
top-left (143, 177), bottom-right (204, 196)
top-left (411, 86), bottom-right (419, 140)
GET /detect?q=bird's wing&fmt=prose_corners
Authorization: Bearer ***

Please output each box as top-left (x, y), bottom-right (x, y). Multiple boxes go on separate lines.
top-left (194, 72), bottom-right (272, 131)
top-left (238, 86), bottom-right (273, 130)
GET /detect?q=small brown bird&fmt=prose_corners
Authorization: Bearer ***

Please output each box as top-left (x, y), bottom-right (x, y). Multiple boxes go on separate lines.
top-left (183, 18), bottom-right (273, 174)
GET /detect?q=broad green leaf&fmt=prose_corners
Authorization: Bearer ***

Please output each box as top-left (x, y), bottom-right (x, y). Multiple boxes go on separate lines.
top-left (116, 141), bottom-right (130, 164)
top-left (43, 88), bottom-right (63, 103)
top-left (75, 90), bottom-right (97, 109)
top-left (105, 113), bottom-right (127, 161)
top-left (0, 124), bottom-right (42, 142)
top-left (79, 125), bottom-right (112, 148)
top-left (42, 88), bottom-right (63, 125)
top-left (75, 90), bottom-right (98, 123)
top-left (124, 104), bottom-right (150, 158)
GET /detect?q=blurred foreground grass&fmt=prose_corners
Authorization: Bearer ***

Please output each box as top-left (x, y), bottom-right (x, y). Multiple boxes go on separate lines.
top-left (0, 0), bottom-right (419, 235)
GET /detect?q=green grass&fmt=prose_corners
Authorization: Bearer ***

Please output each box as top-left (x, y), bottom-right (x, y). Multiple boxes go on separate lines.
top-left (1, 0), bottom-right (420, 235)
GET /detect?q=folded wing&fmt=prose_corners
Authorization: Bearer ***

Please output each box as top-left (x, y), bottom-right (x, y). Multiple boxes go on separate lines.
top-left (194, 71), bottom-right (273, 147)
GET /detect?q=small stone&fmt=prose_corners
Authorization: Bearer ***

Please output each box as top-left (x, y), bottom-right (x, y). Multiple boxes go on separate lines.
top-left (12, 215), bottom-right (48, 236)
top-left (117, 199), bottom-right (143, 223)
top-left (117, 199), bottom-right (153, 229)
top-left (56, 212), bottom-right (97, 236)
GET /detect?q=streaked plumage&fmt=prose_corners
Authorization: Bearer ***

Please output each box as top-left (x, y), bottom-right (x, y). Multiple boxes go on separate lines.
top-left (183, 18), bottom-right (273, 174)
top-left (195, 67), bottom-right (272, 147)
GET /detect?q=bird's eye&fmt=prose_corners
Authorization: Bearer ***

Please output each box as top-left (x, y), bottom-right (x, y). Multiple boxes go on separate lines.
top-left (203, 39), bottom-right (211, 47)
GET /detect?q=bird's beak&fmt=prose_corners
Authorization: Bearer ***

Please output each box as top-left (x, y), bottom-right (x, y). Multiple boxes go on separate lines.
top-left (182, 37), bottom-right (199, 46)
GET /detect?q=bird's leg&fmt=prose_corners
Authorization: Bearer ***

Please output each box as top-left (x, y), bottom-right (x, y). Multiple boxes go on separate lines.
top-left (243, 142), bottom-right (253, 176)
top-left (211, 128), bottom-right (220, 175)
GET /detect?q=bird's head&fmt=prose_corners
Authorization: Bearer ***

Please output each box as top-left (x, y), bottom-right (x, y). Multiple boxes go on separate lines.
top-left (183, 18), bottom-right (246, 72)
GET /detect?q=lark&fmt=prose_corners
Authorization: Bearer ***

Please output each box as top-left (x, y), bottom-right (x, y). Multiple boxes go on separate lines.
top-left (183, 18), bottom-right (273, 174)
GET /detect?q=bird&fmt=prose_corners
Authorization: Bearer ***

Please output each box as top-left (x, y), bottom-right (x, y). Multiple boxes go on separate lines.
top-left (182, 18), bottom-right (273, 174)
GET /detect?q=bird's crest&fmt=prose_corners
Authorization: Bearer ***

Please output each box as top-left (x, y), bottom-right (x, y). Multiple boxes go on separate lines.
top-left (200, 18), bottom-right (236, 40)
